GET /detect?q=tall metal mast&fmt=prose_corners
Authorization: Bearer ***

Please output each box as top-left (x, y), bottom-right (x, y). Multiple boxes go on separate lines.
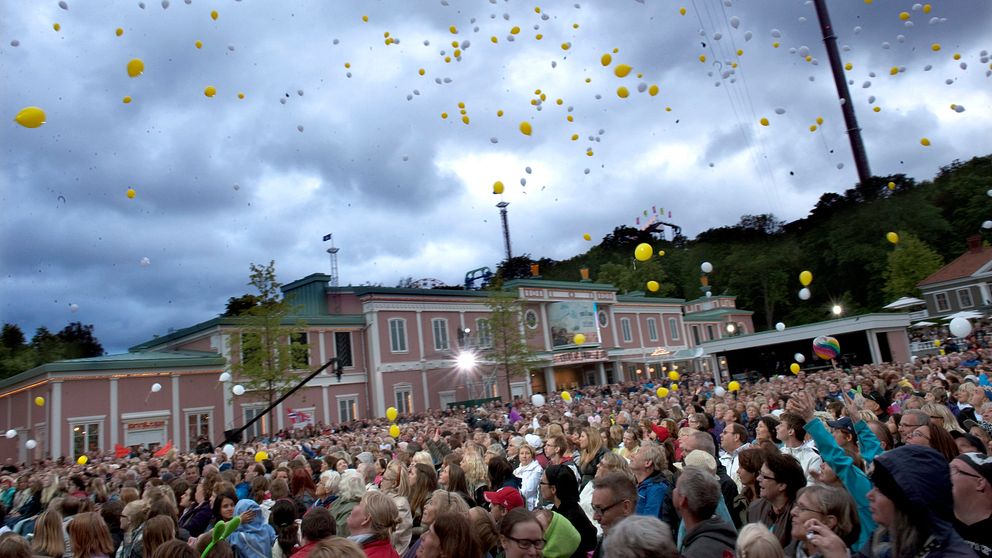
top-left (497, 202), bottom-right (512, 262)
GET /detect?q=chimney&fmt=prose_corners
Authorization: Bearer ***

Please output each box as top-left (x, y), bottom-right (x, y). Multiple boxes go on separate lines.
top-left (968, 234), bottom-right (983, 253)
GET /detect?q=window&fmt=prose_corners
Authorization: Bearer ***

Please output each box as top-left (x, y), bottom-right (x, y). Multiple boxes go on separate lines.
top-left (476, 318), bottom-right (492, 347)
top-left (935, 292), bottom-right (950, 312)
top-left (432, 319), bottom-right (449, 351)
top-left (71, 422), bottom-right (101, 458)
top-left (620, 318), bottom-right (633, 342)
top-left (291, 332), bottom-right (310, 369)
top-left (389, 318), bottom-right (408, 352)
top-left (240, 332), bottom-right (260, 364)
top-left (668, 318), bottom-right (680, 340)
top-left (335, 332), bottom-right (353, 367)
top-left (395, 385), bottom-right (413, 415)
top-left (692, 325), bottom-right (701, 345)
top-left (243, 407), bottom-right (265, 440)
top-left (186, 412), bottom-right (210, 447)
top-left (958, 289), bottom-right (974, 308)
top-left (706, 325), bottom-right (716, 340)
top-left (338, 397), bottom-right (358, 423)
top-left (646, 318), bottom-right (659, 342)
top-left (524, 310), bottom-right (539, 329)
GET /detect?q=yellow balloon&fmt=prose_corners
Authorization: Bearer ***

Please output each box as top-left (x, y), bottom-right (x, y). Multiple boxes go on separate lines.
top-left (790, 363), bottom-right (801, 374)
top-left (116, 28), bottom-right (124, 37)
top-left (493, 181), bottom-right (504, 195)
top-left (898, 11), bottom-right (910, 21)
top-left (386, 406), bottom-right (398, 422)
top-left (799, 270), bottom-right (813, 286)
top-left (616, 86), bottom-right (629, 99)
top-left (123, 96), bottom-right (132, 104)
top-left (77, 455), bottom-right (88, 465)
top-left (931, 43), bottom-right (941, 52)
top-left (519, 121), bottom-right (532, 136)
top-left (886, 232), bottom-right (899, 244)
top-left (699, 54), bottom-right (706, 63)
top-left (389, 424), bottom-right (400, 438)
top-left (126, 188), bottom-right (136, 199)
top-left (34, 396), bottom-right (45, 407)
top-left (920, 138), bottom-right (931, 147)
top-left (887, 181), bottom-right (896, 190)
top-left (614, 64), bottom-right (632, 78)
top-left (204, 86), bottom-right (217, 97)
top-left (656, 387), bottom-right (669, 397)
top-left (210, 10), bottom-right (218, 20)
top-left (573, 333), bottom-right (586, 345)
top-left (679, 7), bottom-right (686, 15)
top-left (816, 117), bottom-right (824, 125)
top-left (195, 40), bottom-right (203, 49)
top-left (658, 250), bottom-right (665, 257)
top-left (561, 391), bottom-right (572, 402)
top-left (634, 243), bottom-right (653, 261)
top-left (255, 450), bottom-right (268, 462)
top-left (647, 280), bottom-right (660, 292)
top-left (14, 107), bottom-right (46, 128)
top-left (237, 93), bottom-right (245, 99)
top-left (728, 381), bottom-right (741, 392)
top-left (668, 371), bottom-right (680, 381)
top-left (126, 58), bottom-right (145, 78)
top-left (648, 84), bottom-right (659, 96)
top-left (670, 383), bottom-right (679, 392)
top-left (583, 233), bottom-right (591, 241)
top-left (934, 339), bottom-right (942, 347)
top-left (601, 53), bottom-right (612, 66)
top-left (760, 117), bottom-right (769, 126)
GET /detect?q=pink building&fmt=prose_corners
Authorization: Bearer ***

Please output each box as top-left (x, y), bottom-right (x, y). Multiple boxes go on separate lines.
top-left (0, 274), bottom-right (755, 460)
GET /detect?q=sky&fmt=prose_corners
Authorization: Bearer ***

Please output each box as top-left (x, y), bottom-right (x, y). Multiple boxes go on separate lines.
top-left (2, 0), bottom-right (990, 354)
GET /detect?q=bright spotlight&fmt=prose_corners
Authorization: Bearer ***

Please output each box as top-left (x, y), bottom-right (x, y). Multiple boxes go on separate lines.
top-left (832, 304), bottom-right (843, 316)
top-left (455, 351), bottom-right (477, 370)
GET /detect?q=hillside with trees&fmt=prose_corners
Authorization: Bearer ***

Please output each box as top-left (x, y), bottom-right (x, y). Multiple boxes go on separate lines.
top-left (494, 154), bottom-right (992, 331)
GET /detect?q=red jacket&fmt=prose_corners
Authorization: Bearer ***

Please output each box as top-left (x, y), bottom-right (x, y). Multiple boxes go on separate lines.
top-left (362, 538), bottom-right (400, 558)
top-left (290, 541), bottom-right (318, 558)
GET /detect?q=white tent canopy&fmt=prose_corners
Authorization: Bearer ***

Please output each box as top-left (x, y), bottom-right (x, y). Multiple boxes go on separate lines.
top-left (942, 310), bottom-right (984, 321)
top-left (883, 296), bottom-right (926, 310)
top-left (910, 321), bottom-right (938, 327)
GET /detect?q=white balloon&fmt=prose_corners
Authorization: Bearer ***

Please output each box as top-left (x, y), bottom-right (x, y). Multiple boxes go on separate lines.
top-left (949, 317), bottom-right (973, 338)
top-left (705, 291), bottom-right (712, 298)
top-left (729, 16), bottom-right (740, 28)
top-left (775, 322), bottom-right (786, 332)
top-left (232, 385), bottom-right (246, 396)
top-left (222, 444), bottom-right (235, 458)
top-left (531, 394), bottom-right (546, 407)
top-left (743, 30), bottom-right (752, 42)
top-left (25, 440), bottom-right (37, 449)
top-left (983, 221), bottom-right (992, 230)
top-left (714, 386), bottom-right (727, 397)
top-left (5, 429), bottom-right (16, 439)
top-left (69, 303), bottom-right (79, 313)
top-left (799, 288), bottom-right (811, 300)
top-left (794, 353), bottom-right (806, 364)
top-left (701, 262), bottom-right (713, 273)
top-left (151, 383), bottom-right (162, 393)
top-left (219, 372), bottom-right (232, 382)
top-left (987, 189), bottom-right (992, 197)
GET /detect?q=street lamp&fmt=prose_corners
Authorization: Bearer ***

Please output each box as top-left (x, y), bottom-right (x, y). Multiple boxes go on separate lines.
top-left (726, 323), bottom-right (736, 335)
top-left (832, 304), bottom-right (843, 316)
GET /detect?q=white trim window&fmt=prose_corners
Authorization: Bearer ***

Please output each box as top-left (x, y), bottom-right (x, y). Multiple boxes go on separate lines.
top-left (935, 292), bottom-right (950, 312)
top-left (334, 332), bottom-right (354, 367)
top-left (395, 384), bottom-right (413, 415)
top-left (291, 332), bottom-right (311, 369)
top-left (668, 318), bottom-right (680, 341)
top-left (389, 318), bottom-right (408, 353)
top-left (476, 318), bottom-right (492, 347)
top-left (958, 289), bottom-right (974, 309)
top-left (70, 419), bottom-right (103, 459)
top-left (185, 410), bottom-right (211, 447)
top-left (242, 406), bottom-right (266, 440)
top-left (432, 318), bottom-right (449, 351)
top-left (707, 325), bottom-right (716, 340)
top-left (338, 397), bottom-right (358, 423)
top-left (620, 318), bottom-right (633, 343)
top-left (646, 318), bottom-right (659, 342)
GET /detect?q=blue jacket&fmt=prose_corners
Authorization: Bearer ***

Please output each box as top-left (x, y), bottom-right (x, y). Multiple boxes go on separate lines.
top-left (636, 471), bottom-right (669, 517)
top-left (805, 417), bottom-right (876, 551)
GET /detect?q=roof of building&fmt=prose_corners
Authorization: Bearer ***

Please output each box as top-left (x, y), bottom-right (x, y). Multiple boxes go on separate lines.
top-left (0, 350), bottom-right (226, 391)
top-left (334, 286), bottom-right (492, 298)
top-left (684, 295), bottom-right (737, 304)
top-left (683, 308), bottom-right (754, 322)
top-left (129, 314), bottom-right (365, 352)
top-left (918, 245), bottom-right (992, 287)
top-left (503, 278), bottom-right (618, 292)
top-left (615, 294), bottom-right (685, 304)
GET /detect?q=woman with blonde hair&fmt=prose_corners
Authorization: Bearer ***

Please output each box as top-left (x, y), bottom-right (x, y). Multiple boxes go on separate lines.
top-left (922, 402), bottom-right (964, 433)
top-left (345, 491), bottom-right (401, 558)
top-left (618, 426), bottom-right (641, 461)
top-left (513, 444), bottom-right (543, 510)
top-left (379, 461), bottom-right (413, 555)
top-left (31, 509), bottom-right (66, 558)
top-left (117, 499), bottom-right (150, 558)
top-left (577, 427), bottom-right (606, 490)
top-left (309, 538), bottom-right (366, 558)
top-left (68, 511), bottom-right (115, 558)
top-left (461, 452), bottom-right (489, 504)
top-left (736, 522), bottom-right (785, 558)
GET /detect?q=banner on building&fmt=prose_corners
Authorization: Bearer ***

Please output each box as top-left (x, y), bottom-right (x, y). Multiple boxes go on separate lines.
top-left (547, 301), bottom-right (600, 348)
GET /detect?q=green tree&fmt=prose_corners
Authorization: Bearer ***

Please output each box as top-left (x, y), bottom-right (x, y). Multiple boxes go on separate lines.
top-left (596, 258), bottom-right (676, 296)
top-left (483, 290), bottom-right (542, 401)
top-left (883, 233), bottom-right (945, 299)
top-left (230, 261), bottom-right (309, 435)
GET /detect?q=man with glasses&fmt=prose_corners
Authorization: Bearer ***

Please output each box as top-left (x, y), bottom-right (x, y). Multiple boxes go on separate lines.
top-left (543, 435), bottom-right (580, 482)
top-left (898, 410), bottom-right (930, 447)
top-left (590, 472), bottom-right (636, 558)
top-left (951, 453), bottom-right (992, 557)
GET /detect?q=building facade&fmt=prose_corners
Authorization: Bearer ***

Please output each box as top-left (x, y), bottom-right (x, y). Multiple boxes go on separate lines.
top-left (917, 235), bottom-right (992, 318)
top-left (0, 273), bottom-right (756, 460)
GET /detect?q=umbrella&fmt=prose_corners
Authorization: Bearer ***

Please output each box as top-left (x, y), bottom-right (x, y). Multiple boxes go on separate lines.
top-left (883, 296), bottom-right (926, 310)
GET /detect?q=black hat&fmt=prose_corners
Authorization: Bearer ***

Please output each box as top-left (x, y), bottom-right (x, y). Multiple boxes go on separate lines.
top-left (955, 452), bottom-right (992, 484)
top-left (950, 431), bottom-right (988, 454)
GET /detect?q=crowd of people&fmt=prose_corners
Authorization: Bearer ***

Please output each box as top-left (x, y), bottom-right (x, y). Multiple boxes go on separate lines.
top-left (2, 338), bottom-right (992, 558)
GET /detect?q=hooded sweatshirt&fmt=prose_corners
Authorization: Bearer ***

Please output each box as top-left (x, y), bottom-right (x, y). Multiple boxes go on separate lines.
top-left (543, 511), bottom-right (582, 558)
top-left (679, 516), bottom-right (737, 558)
top-left (228, 499), bottom-right (277, 558)
top-left (859, 445), bottom-right (974, 558)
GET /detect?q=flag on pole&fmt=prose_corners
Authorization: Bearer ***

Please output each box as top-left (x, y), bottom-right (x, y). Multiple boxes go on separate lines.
top-left (154, 440), bottom-right (174, 457)
top-left (287, 408), bottom-right (312, 424)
